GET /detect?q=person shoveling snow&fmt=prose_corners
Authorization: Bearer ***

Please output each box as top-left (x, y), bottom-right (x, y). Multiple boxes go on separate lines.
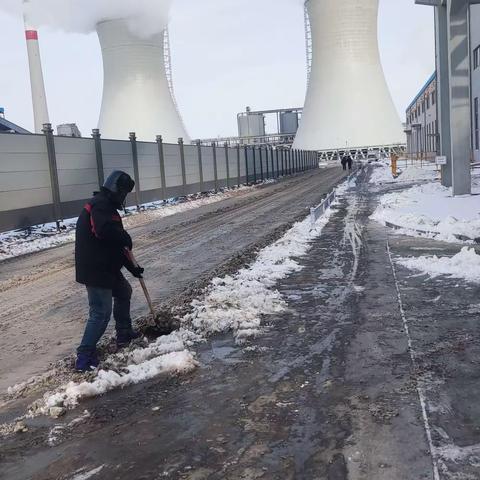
top-left (74, 171), bottom-right (145, 372)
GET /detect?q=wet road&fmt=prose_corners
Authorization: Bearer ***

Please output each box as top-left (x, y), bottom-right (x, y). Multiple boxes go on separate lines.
top-left (0, 167), bottom-right (345, 394)
top-left (2, 170), bottom-right (480, 479)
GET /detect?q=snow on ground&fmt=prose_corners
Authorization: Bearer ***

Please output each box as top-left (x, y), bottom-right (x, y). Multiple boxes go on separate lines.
top-left (369, 161), bottom-right (439, 185)
top-left (372, 180), bottom-right (480, 242)
top-left (0, 184), bottom-right (265, 262)
top-left (68, 465), bottom-right (105, 480)
top-left (17, 179), bottom-right (351, 418)
top-left (397, 247), bottom-right (480, 284)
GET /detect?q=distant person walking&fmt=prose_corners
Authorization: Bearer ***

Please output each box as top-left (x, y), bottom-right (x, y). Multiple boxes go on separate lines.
top-left (347, 156), bottom-right (353, 171)
top-left (341, 155), bottom-right (348, 171)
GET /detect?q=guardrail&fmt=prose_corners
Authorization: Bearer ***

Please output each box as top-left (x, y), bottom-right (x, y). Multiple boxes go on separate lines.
top-left (309, 166), bottom-right (361, 225)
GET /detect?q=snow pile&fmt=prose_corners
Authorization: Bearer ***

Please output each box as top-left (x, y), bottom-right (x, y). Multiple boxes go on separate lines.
top-left (184, 208), bottom-right (335, 343)
top-left (369, 163), bottom-right (395, 184)
top-left (0, 185), bottom-right (259, 262)
top-left (397, 247), bottom-right (480, 284)
top-left (43, 347), bottom-right (196, 411)
top-left (372, 182), bottom-right (480, 242)
top-left (0, 219), bottom-right (77, 261)
top-left (369, 163), bottom-right (438, 185)
top-left (34, 190), bottom-right (340, 413)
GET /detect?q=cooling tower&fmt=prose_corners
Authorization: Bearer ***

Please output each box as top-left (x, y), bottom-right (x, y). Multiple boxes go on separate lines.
top-left (293, 0), bottom-right (404, 151)
top-left (24, 19), bottom-right (50, 134)
top-left (97, 19), bottom-right (189, 142)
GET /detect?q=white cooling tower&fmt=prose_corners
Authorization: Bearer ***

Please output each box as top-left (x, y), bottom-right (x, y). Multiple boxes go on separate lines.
top-left (97, 19), bottom-right (189, 142)
top-left (293, 0), bottom-right (404, 151)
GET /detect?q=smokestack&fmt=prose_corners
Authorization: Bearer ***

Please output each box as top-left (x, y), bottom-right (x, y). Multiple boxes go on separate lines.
top-left (97, 18), bottom-right (189, 142)
top-left (23, 2), bottom-right (50, 134)
top-left (294, 0), bottom-right (404, 151)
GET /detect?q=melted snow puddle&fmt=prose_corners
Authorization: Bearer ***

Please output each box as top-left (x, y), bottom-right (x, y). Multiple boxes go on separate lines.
top-left (3, 178), bottom-right (352, 428)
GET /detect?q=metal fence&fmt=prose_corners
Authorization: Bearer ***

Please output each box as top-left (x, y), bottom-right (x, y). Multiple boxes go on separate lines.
top-left (309, 164), bottom-right (361, 225)
top-left (0, 126), bottom-right (319, 233)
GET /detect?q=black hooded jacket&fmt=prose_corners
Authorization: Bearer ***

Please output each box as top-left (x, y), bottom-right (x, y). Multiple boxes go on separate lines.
top-left (75, 189), bottom-right (135, 289)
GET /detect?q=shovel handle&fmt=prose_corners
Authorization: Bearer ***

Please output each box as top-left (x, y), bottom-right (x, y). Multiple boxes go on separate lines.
top-left (125, 249), bottom-right (156, 317)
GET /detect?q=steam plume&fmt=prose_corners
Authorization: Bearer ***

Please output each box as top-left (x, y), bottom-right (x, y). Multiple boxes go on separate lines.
top-left (0, 0), bottom-right (173, 37)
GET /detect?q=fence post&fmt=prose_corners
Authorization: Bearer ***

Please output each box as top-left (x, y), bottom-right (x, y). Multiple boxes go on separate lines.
top-left (265, 145), bottom-right (270, 180)
top-left (259, 146), bottom-right (264, 181)
top-left (252, 147), bottom-right (258, 183)
top-left (42, 123), bottom-right (63, 230)
top-left (196, 140), bottom-right (204, 192)
top-left (270, 146), bottom-right (275, 179)
top-left (129, 132), bottom-right (141, 209)
top-left (237, 144), bottom-right (241, 186)
top-left (156, 135), bottom-right (167, 200)
top-left (178, 137), bottom-right (187, 196)
top-left (224, 142), bottom-right (230, 188)
top-left (91, 129), bottom-right (104, 188)
top-left (212, 142), bottom-right (219, 191)
top-left (276, 148), bottom-right (280, 177)
top-left (244, 145), bottom-right (249, 185)
top-left (289, 149), bottom-right (292, 175)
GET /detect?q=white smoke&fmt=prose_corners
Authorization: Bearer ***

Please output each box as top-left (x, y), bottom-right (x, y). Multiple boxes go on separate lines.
top-left (0, 0), bottom-right (173, 36)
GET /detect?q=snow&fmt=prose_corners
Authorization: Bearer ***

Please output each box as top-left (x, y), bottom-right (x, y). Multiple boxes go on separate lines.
top-left (69, 466), bottom-right (105, 480)
top-left (0, 184), bottom-right (266, 262)
top-left (369, 162), bottom-right (438, 185)
top-left (372, 181), bottom-right (480, 242)
top-left (183, 207), bottom-right (335, 343)
top-left (397, 247), bottom-right (480, 284)
top-left (28, 178), bottom-right (349, 415)
top-left (42, 350), bottom-right (197, 411)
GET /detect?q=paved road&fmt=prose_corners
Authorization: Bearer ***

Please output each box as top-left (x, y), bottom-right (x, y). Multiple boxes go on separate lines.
top-left (2, 169), bottom-right (479, 479)
top-left (0, 167), bottom-right (346, 395)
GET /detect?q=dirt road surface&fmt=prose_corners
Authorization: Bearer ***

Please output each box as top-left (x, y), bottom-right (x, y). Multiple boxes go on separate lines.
top-left (0, 167), bottom-right (346, 394)
top-left (1, 169), bottom-right (480, 479)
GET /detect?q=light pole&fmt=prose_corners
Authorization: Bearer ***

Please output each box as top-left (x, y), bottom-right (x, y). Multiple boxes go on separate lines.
top-left (416, 0), bottom-right (480, 195)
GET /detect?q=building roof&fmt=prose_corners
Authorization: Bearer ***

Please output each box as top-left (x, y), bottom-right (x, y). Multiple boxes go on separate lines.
top-left (406, 71), bottom-right (437, 113)
top-left (0, 116), bottom-right (31, 134)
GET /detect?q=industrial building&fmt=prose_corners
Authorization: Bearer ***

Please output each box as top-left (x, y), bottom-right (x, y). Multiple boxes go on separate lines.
top-left (0, 108), bottom-right (30, 134)
top-left (406, 3), bottom-right (480, 163)
top-left (405, 73), bottom-right (438, 158)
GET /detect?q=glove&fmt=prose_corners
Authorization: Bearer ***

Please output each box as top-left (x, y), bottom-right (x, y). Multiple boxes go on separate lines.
top-left (131, 266), bottom-right (144, 279)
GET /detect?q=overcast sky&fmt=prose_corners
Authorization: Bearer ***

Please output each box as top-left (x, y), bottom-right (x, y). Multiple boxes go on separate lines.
top-left (0, 0), bottom-right (435, 139)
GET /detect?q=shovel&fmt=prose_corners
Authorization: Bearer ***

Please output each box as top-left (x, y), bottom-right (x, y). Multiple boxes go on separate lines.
top-left (125, 249), bottom-right (156, 319)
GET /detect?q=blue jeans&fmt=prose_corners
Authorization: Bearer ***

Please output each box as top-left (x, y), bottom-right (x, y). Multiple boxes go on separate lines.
top-left (77, 274), bottom-right (133, 354)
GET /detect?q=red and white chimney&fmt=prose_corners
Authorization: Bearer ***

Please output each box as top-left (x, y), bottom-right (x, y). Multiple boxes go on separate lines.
top-left (23, 4), bottom-right (50, 133)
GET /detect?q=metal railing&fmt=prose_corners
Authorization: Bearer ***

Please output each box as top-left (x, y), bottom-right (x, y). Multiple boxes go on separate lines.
top-left (194, 133), bottom-right (297, 147)
top-left (309, 166), bottom-right (361, 225)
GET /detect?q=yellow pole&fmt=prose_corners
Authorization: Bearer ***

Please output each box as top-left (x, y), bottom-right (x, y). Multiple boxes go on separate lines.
top-left (391, 154), bottom-right (398, 177)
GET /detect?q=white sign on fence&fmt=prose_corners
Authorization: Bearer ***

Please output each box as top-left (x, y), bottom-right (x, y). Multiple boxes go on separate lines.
top-left (436, 156), bottom-right (448, 166)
